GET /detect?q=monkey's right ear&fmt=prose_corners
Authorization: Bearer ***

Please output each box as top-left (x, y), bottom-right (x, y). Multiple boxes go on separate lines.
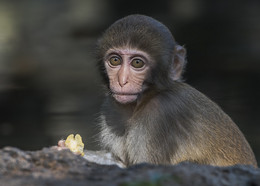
top-left (171, 45), bottom-right (187, 81)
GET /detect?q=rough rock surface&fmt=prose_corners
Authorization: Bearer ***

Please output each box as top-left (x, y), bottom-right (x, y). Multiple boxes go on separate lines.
top-left (0, 147), bottom-right (259, 186)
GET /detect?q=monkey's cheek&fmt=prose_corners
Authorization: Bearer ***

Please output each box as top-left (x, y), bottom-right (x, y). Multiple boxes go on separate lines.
top-left (113, 94), bottom-right (138, 104)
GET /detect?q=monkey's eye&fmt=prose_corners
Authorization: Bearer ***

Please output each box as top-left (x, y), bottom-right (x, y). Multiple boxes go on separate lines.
top-left (109, 57), bottom-right (121, 66)
top-left (131, 59), bottom-right (145, 68)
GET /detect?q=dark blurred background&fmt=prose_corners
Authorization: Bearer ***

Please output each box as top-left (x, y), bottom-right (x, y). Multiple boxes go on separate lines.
top-left (0, 0), bottom-right (259, 164)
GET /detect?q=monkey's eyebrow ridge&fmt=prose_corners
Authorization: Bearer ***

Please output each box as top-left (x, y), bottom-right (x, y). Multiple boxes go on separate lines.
top-left (105, 49), bottom-right (151, 62)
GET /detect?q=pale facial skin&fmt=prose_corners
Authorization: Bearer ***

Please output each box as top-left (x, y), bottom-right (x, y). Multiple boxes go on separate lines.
top-left (104, 47), bottom-right (152, 104)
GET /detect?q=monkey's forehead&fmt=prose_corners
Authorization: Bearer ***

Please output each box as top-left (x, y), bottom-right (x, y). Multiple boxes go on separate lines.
top-left (98, 29), bottom-right (174, 58)
top-left (97, 15), bottom-right (177, 61)
top-left (104, 47), bottom-right (150, 58)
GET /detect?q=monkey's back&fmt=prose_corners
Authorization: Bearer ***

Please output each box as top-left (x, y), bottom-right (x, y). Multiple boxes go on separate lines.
top-left (163, 82), bottom-right (257, 167)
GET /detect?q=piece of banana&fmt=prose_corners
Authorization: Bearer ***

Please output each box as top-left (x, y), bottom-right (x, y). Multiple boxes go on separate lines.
top-left (65, 134), bottom-right (84, 156)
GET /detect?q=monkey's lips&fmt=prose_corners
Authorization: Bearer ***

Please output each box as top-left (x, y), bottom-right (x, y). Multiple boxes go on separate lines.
top-left (112, 92), bottom-right (139, 104)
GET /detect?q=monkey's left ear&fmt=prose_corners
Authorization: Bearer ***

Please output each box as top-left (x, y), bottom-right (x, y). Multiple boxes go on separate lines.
top-left (171, 45), bottom-right (187, 81)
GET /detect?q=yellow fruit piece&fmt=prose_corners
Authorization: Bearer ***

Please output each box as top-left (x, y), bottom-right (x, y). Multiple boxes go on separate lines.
top-left (65, 134), bottom-right (84, 156)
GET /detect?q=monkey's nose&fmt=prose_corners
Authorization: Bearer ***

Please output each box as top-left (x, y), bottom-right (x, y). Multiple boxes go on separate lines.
top-left (119, 78), bottom-right (128, 87)
top-left (118, 67), bottom-right (129, 87)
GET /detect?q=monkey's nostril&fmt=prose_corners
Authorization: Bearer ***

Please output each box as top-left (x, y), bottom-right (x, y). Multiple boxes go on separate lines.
top-left (118, 75), bottom-right (128, 87)
top-left (119, 80), bottom-right (127, 87)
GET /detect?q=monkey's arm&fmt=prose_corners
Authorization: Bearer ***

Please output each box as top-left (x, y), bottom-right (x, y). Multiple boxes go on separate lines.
top-left (56, 139), bottom-right (124, 167)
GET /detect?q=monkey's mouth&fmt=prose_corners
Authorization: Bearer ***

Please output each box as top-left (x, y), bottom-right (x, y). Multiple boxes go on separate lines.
top-left (112, 92), bottom-right (139, 104)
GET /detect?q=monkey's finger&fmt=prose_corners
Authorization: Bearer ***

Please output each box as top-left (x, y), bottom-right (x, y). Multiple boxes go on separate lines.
top-left (57, 140), bottom-right (66, 147)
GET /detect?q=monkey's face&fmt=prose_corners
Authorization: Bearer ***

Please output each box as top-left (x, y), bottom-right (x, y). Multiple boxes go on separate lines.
top-left (104, 47), bottom-right (152, 104)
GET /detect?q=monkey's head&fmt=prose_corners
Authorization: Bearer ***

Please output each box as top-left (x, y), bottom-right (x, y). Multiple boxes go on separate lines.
top-left (97, 14), bottom-right (186, 104)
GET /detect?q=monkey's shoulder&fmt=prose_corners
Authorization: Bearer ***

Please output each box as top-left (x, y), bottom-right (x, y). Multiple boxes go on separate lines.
top-left (141, 82), bottom-right (228, 119)
top-left (148, 82), bottom-right (213, 108)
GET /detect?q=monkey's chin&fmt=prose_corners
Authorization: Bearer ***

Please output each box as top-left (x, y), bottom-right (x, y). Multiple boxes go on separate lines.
top-left (113, 94), bottom-right (138, 104)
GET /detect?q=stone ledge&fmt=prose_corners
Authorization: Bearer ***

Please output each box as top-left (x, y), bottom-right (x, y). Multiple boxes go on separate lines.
top-left (0, 147), bottom-right (259, 186)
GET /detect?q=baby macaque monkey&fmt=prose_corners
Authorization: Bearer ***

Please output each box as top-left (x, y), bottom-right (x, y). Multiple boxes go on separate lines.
top-left (96, 14), bottom-right (257, 167)
top-left (58, 14), bottom-right (257, 168)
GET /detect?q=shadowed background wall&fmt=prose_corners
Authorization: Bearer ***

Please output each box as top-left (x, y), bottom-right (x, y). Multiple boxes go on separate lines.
top-left (0, 0), bottom-right (259, 164)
